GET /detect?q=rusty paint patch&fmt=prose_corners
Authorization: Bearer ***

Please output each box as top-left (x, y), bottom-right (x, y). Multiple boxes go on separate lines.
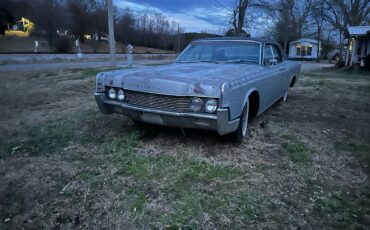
top-left (193, 82), bottom-right (205, 94)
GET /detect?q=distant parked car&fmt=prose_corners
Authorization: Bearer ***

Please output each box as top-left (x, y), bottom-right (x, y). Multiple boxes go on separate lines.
top-left (327, 49), bottom-right (343, 64)
top-left (95, 37), bottom-right (301, 142)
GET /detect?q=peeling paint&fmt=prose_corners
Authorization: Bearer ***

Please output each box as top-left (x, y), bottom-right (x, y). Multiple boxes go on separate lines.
top-left (193, 82), bottom-right (205, 94)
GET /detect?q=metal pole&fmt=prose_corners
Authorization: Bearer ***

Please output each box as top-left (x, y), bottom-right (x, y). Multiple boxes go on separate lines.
top-left (177, 23), bottom-right (180, 52)
top-left (107, 0), bottom-right (116, 66)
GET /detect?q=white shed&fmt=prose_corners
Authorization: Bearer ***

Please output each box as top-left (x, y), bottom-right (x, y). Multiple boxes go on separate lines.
top-left (288, 38), bottom-right (319, 59)
top-left (345, 26), bottom-right (370, 67)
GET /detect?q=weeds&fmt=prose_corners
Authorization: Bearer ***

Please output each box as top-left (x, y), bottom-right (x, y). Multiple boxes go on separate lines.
top-left (1, 67), bottom-right (369, 229)
top-left (281, 137), bottom-right (312, 165)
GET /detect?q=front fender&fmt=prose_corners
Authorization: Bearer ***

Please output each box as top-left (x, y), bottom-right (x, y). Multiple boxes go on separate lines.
top-left (242, 87), bottom-right (258, 111)
top-left (221, 80), bottom-right (258, 120)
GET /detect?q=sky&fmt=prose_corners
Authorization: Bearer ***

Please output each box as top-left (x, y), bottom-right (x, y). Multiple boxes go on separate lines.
top-left (113, 0), bottom-right (235, 33)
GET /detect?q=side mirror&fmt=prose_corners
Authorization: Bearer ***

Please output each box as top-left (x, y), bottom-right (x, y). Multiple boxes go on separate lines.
top-left (268, 58), bottom-right (278, 65)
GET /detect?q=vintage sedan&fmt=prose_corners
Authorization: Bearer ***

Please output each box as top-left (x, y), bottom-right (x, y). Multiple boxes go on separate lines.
top-left (95, 37), bottom-right (301, 142)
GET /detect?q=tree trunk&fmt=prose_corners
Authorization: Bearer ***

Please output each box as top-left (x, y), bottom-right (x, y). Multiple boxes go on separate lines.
top-left (339, 30), bottom-right (343, 56)
top-left (235, 0), bottom-right (248, 36)
top-left (48, 21), bottom-right (54, 51)
top-left (317, 26), bottom-right (321, 62)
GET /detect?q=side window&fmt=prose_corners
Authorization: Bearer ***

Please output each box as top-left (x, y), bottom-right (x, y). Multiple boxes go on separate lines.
top-left (271, 45), bottom-right (283, 63)
top-left (264, 44), bottom-right (273, 65)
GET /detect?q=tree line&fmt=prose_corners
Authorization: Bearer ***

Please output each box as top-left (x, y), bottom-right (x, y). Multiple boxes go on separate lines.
top-left (230, 0), bottom-right (369, 54)
top-left (1, 0), bottom-right (369, 53)
top-left (0, 0), bottom-right (185, 52)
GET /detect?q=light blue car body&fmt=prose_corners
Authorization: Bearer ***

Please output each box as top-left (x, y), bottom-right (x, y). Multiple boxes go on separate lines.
top-left (95, 37), bottom-right (301, 135)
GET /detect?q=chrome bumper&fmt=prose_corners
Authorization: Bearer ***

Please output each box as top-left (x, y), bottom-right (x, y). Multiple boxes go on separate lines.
top-left (95, 93), bottom-right (239, 135)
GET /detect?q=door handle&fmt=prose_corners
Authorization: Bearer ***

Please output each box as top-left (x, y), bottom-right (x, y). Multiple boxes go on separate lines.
top-left (279, 68), bottom-right (286, 71)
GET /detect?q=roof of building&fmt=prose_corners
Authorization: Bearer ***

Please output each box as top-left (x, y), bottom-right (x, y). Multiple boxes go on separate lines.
top-left (290, 38), bottom-right (318, 45)
top-left (348, 26), bottom-right (370, 36)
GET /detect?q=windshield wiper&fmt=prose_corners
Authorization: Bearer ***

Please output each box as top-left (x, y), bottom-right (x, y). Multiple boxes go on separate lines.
top-left (218, 59), bottom-right (259, 64)
top-left (178, 60), bottom-right (215, 63)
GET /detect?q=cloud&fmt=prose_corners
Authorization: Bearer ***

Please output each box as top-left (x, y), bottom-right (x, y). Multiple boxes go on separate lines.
top-left (114, 0), bottom-right (161, 14)
top-left (113, 0), bottom-right (231, 32)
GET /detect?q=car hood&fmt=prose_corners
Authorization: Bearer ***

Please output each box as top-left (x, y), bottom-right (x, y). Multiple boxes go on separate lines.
top-left (103, 63), bottom-right (264, 97)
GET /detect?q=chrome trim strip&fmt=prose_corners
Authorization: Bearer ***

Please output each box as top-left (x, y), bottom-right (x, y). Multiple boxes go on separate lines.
top-left (103, 98), bottom-right (219, 120)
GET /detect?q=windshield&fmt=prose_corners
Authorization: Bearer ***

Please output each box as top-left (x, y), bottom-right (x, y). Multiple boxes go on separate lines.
top-left (177, 41), bottom-right (261, 64)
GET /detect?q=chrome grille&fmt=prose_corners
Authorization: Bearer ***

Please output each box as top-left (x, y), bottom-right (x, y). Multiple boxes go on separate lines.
top-left (125, 90), bottom-right (192, 112)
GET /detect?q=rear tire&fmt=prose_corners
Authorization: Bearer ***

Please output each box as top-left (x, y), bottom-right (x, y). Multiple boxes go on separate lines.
top-left (231, 101), bottom-right (249, 143)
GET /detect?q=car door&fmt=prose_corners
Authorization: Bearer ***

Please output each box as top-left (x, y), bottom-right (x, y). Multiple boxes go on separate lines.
top-left (259, 44), bottom-right (283, 107)
top-left (270, 44), bottom-right (290, 96)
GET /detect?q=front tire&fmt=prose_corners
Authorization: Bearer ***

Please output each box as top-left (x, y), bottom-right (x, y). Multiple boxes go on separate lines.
top-left (232, 101), bottom-right (249, 143)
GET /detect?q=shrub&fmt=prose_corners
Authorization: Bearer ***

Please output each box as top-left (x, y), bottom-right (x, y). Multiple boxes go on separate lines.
top-left (54, 38), bottom-right (72, 53)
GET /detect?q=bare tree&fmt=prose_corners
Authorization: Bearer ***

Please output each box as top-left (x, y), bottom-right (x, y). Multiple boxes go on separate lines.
top-left (230, 0), bottom-right (271, 36)
top-left (276, 9), bottom-right (296, 53)
top-left (90, 0), bottom-right (108, 43)
top-left (324, 0), bottom-right (370, 33)
top-left (0, 8), bottom-right (14, 36)
top-left (323, 0), bottom-right (370, 54)
top-left (273, 0), bottom-right (313, 53)
top-left (68, 0), bottom-right (93, 42)
top-left (33, 0), bottom-right (64, 49)
top-left (311, 0), bottom-right (326, 61)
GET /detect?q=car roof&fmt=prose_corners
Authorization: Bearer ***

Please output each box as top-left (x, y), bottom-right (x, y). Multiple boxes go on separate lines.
top-left (194, 36), bottom-right (272, 44)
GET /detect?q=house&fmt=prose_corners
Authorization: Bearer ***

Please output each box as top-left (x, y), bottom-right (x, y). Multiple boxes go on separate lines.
top-left (345, 26), bottom-right (370, 67)
top-left (5, 17), bottom-right (34, 37)
top-left (288, 38), bottom-right (319, 59)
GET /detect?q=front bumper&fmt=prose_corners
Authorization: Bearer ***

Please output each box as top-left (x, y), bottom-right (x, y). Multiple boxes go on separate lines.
top-left (95, 93), bottom-right (239, 135)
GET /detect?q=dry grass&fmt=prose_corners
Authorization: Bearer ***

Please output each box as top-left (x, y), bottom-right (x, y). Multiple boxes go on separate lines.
top-left (0, 66), bottom-right (369, 229)
top-left (0, 36), bottom-right (174, 53)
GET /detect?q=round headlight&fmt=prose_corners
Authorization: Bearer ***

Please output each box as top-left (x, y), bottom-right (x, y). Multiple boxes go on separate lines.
top-left (117, 89), bottom-right (125, 101)
top-left (190, 98), bottom-right (203, 112)
top-left (205, 99), bottom-right (218, 113)
top-left (108, 88), bottom-right (116, 99)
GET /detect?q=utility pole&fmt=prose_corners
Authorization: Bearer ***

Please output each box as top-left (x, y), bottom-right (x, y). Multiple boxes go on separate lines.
top-left (107, 0), bottom-right (116, 66)
top-left (177, 23), bottom-right (180, 53)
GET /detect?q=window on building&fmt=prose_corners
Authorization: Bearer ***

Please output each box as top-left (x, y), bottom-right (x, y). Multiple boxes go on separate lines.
top-left (296, 44), bottom-right (313, 56)
top-left (301, 46), bottom-right (307, 56)
top-left (307, 46), bottom-right (312, 56)
top-left (296, 46), bottom-right (301, 56)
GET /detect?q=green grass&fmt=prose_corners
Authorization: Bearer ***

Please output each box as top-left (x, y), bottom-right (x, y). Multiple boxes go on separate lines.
top-left (0, 121), bottom-right (75, 157)
top-left (308, 67), bottom-right (370, 78)
top-left (68, 67), bottom-right (125, 76)
top-left (1, 67), bottom-right (370, 229)
top-left (281, 137), bottom-right (312, 165)
top-left (65, 127), bottom-right (258, 228)
top-left (335, 141), bottom-right (370, 166)
top-left (300, 70), bottom-right (370, 94)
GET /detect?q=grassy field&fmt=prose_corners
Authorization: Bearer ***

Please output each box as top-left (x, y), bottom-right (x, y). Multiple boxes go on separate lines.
top-left (0, 36), bottom-right (174, 53)
top-left (0, 66), bottom-right (369, 229)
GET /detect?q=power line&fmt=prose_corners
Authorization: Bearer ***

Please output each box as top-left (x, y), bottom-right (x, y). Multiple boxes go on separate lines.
top-left (206, 0), bottom-right (231, 12)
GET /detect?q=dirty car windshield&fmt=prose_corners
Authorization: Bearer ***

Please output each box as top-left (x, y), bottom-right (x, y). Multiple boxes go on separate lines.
top-left (178, 41), bottom-right (261, 64)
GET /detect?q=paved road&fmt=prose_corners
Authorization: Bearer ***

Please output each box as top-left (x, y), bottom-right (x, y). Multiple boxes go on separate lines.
top-left (0, 59), bottom-right (173, 72)
top-left (0, 60), bottom-right (334, 73)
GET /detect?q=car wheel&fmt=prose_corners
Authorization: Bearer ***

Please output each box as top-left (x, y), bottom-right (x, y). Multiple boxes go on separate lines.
top-left (232, 101), bottom-right (249, 143)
